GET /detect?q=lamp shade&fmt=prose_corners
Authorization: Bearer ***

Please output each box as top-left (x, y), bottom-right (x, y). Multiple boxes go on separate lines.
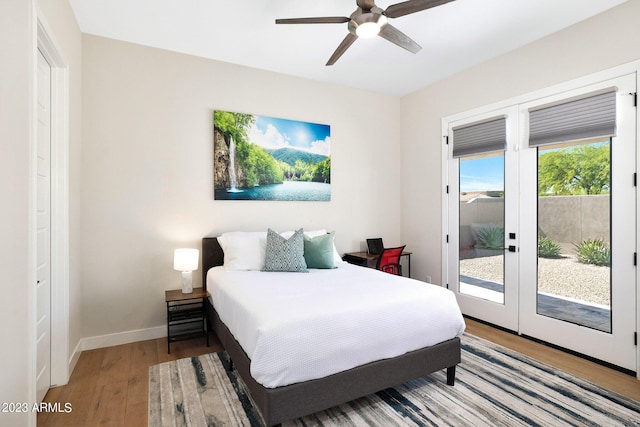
top-left (173, 248), bottom-right (199, 272)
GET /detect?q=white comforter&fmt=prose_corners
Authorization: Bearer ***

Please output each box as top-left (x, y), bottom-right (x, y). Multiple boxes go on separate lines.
top-left (207, 262), bottom-right (465, 388)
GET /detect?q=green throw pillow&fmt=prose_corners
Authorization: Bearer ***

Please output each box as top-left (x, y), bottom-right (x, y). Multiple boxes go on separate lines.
top-left (304, 231), bottom-right (336, 269)
top-left (263, 228), bottom-right (308, 272)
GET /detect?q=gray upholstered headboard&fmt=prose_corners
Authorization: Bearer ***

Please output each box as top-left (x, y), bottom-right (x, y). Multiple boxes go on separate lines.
top-left (202, 237), bottom-right (224, 290)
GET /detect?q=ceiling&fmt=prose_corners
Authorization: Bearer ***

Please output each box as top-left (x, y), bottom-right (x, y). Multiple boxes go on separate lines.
top-left (69, 0), bottom-right (628, 97)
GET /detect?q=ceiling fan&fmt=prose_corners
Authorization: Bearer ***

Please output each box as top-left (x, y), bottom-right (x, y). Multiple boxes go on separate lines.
top-left (275, 0), bottom-right (455, 66)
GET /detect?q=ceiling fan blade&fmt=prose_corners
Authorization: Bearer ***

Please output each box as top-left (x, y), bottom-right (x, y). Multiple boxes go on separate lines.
top-left (378, 24), bottom-right (421, 54)
top-left (326, 33), bottom-right (358, 66)
top-left (276, 17), bottom-right (350, 25)
top-left (384, 0), bottom-right (455, 19)
top-left (356, 0), bottom-right (376, 11)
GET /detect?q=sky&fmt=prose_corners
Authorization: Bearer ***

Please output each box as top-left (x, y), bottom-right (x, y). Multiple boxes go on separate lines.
top-left (458, 139), bottom-right (610, 192)
top-left (460, 155), bottom-right (504, 192)
top-left (249, 115), bottom-right (331, 156)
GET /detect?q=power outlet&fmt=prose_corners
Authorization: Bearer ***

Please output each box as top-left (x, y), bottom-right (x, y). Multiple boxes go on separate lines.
top-left (426, 275), bottom-right (432, 283)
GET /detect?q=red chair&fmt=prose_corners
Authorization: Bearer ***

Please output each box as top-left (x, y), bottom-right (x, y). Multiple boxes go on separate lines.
top-left (376, 246), bottom-right (405, 275)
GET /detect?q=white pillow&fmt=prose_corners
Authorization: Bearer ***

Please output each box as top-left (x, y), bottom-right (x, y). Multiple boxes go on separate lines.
top-left (219, 229), bottom-right (344, 270)
top-left (218, 231), bottom-right (267, 271)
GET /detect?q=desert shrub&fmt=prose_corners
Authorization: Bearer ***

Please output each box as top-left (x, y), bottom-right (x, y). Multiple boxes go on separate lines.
top-left (475, 225), bottom-right (504, 250)
top-left (575, 238), bottom-right (610, 266)
top-left (538, 236), bottom-right (561, 258)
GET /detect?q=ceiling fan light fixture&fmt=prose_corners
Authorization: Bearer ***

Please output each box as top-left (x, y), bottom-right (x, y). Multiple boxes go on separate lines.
top-left (276, 0), bottom-right (446, 65)
top-left (354, 13), bottom-right (387, 38)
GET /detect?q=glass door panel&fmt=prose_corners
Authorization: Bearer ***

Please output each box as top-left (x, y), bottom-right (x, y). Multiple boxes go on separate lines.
top-left (447, 106), bottom-right (519, 332)
top-left (536, 139), bottom-right (611, 333)
top-left (459, 153), bottom-right (505, 304)
top-left (518, 74), bottom-right (636, 372)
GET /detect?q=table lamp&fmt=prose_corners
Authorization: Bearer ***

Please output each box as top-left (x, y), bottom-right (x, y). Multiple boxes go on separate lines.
top-left (173, 248), bottom-right (199, 293)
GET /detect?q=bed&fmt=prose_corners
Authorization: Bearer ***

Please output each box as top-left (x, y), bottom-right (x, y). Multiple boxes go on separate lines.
top-left (202, 233), bottom-right (464, 426)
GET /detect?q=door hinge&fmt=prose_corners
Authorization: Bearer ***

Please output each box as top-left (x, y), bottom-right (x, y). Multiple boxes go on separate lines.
top-left (446, 234), bottom-right (449, 243)
top-left (635, 332), bottom-right (637, 346)
top-left (634, 173), bottom-right (637, 187)
top-left (446, 185), bottom-right (449, 194)
top-left (634, 252), bottom-right (637, 266)
top-left (445, 136), bottom-right (449, 145)
top-left (632, 92), bottom-right (638, 107)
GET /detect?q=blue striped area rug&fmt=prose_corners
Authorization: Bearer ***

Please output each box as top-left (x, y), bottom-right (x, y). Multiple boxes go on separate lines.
top-left (148, 334), bottom-right (640, 426)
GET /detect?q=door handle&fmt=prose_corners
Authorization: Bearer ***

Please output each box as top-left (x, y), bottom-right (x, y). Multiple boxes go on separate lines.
top-left (504, 245), bottom-right (517, 252)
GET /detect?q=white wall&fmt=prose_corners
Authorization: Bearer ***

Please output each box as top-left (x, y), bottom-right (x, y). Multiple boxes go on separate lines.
top-left (0, 1), bottom-right (35, 425)
top-left (81, 35), bottom-right (401, 339)
top-left (0, 0), bottom-right (80, 423)
top-left (400, 0), bottom-right (640, 285)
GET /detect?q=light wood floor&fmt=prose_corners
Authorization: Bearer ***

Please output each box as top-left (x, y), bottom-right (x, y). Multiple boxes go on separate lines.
top-left (38, 319), bottom-right (639, 426)
top-left (38, 336), bottom-right (222, 427)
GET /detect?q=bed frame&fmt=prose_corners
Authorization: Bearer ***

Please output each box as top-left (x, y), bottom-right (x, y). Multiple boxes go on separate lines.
top-left (202, 237), bottom-right (461, 426)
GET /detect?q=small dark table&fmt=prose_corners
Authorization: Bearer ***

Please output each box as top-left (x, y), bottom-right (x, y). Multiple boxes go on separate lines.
top-left (165, 287), bottom-right (210, 353)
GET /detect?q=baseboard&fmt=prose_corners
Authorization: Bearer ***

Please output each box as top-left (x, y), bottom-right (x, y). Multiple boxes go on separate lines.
top-left (79, 325), bottom-right (166, 351)
top-left (69, 339), bottom-right (82, 376)
top-left (61, 327), bottom-right (165, 386)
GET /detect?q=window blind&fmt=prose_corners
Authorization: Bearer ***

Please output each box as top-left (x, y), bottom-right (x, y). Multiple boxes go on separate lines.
top-left (529, 89), bottom-right (617, 147)
top-left (452, 117), bottom-right (506, 158)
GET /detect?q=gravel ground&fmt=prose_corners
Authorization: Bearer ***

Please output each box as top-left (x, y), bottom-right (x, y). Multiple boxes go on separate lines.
top-left (460, 254), bottom-right (610, 306)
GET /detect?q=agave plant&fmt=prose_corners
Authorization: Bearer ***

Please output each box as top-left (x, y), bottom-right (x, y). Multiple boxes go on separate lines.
top-left (475, 225), bottom-right (504, 250)
top-left (575, 238), bottom-right (610, 266)
top-left (538, 236), bottom-right (561, 258)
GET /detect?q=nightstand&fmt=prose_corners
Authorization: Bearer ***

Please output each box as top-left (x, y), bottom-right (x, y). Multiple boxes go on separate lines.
top-left (165, 287), bottom-right (210, 353)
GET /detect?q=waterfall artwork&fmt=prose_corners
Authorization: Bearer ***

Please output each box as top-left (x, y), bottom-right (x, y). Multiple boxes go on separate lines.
top-left (226, 136), bottom-right (242, 193)
top-left (213, 110), bottom-right (331, 201)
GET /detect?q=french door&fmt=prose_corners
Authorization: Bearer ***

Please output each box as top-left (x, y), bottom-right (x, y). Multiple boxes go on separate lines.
top-left (445, 74), bottom-right (637, 372)
top-left (446, 107), bottom-right (520, 331)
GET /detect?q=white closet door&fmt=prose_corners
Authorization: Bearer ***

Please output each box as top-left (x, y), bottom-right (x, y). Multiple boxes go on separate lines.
top-left (36, 48), bottom-right (52, 402)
